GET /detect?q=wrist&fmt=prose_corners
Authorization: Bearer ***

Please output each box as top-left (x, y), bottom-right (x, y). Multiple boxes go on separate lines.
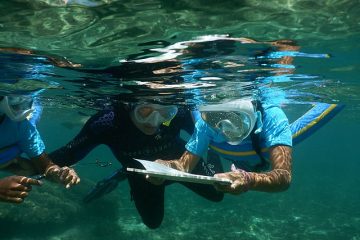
top-left (244, 172), bottom-right (255, 191)
top-left (167, 160), bottom-right (182, 171)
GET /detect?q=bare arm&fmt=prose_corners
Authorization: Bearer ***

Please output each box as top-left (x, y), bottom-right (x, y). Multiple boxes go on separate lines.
top-left (149, 151), bottom-right (201, 185)
top-left (30, 152), bottom-right (55, 174)
top-left (214, 145), bottom-right (292, 194)
top-left (31, 152), bottom-right (80, 188)
top-left (250, 145), bottom-right (292, 192)
top-left (159, 150), bottom-right (201, 173)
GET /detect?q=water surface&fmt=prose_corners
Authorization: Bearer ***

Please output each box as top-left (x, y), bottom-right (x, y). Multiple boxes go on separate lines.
top-left (0, 1), bottom-right (359, 239)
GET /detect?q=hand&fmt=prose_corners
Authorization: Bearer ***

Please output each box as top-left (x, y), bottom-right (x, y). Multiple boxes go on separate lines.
top-left (145, 174), bottom-right (164, 186)
top-left (45, 165), bottom-right (80, 189)
top-left (145, 159), bottom-right (172, 186)
top-left (213, 164), bottom-right (252, 195)
top-left (0, 176), bottom-right (42, 203)
top-left (155, 159), bottom-right (173, 168)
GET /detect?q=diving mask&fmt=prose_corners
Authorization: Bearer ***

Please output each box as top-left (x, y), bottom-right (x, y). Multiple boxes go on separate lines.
top-left (199, 99), bottom-right (258, 145)
top-left (0, 95), bottom-right (35, 122)
top-left (134, 104), bottom-right (178, 127)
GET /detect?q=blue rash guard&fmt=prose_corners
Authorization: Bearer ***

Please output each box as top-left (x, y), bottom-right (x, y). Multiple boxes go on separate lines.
top-left (0, 116), bottom-right (45, 164)
top-left (185, 103), bottom-right (292, 171)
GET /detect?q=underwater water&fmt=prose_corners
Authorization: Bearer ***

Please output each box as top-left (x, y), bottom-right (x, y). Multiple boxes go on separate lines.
top-left (0, 0), bottom-right (359, 239)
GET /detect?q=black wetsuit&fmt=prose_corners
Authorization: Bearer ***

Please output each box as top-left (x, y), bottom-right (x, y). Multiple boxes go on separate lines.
top-left (50, 104), bottom-right (223, 229)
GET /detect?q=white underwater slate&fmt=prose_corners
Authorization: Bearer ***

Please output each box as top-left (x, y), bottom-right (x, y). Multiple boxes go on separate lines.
top-left (126, 159), bottom-right (232, 185)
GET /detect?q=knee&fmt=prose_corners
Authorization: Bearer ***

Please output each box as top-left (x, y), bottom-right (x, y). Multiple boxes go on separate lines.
top-left (211, 192), bottom-right (224, 202)
top-left (142, 216), bottom-right (163, 229)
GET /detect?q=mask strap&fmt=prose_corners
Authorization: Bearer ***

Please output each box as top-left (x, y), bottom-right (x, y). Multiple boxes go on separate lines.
top-left (254, 111), bottom-right (263, 134)
top-left (250, 124), bottom-right (269, 171)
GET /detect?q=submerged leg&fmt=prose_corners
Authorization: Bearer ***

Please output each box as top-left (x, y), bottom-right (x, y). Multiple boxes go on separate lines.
top-left (127, 160), bottom-right (165, 229)
top-left (128, 174), bottom-right (165, 229)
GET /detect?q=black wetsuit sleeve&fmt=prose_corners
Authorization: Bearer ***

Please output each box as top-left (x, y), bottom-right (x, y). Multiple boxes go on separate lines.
top-left (49, 110), bottom-right (116, 167)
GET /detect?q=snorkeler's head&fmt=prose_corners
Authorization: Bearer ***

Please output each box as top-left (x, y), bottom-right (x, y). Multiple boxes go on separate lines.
top-left (199, 99), bottom-right (259, 145)
top-left (0, 95), bottom-right (35, 122)
top-left (131, 103), bottom-right (178, 135)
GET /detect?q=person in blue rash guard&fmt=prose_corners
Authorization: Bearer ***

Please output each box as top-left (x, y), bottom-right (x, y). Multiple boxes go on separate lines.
top-left (152, 97), bottom-right (293, 195)
top-left (0, 95), bottom-right (80, 204)
top-left (49, 101), bottom-right (224, 229)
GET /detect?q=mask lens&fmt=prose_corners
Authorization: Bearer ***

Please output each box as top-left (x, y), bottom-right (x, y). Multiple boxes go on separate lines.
top-left (135, 105), bottom-right (154, 119)
top-left (201, 111), bottom-right (252, 142)
top-left (7, 95), bottom-right (33, 113)
top-left (157, 106), bottom-right (178, 120)
top-left (134, 104), bottom-right (178, 125)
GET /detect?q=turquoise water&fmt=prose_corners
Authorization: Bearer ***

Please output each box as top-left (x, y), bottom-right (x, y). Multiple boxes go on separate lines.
top-left (0, 1), bottom-right (359, 239)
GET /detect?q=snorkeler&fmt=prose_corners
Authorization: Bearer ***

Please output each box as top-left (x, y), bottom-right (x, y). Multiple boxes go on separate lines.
top-left (0, 94), bottom-right (80, 204)
top-left (151, 97), bottom-right (293, 194)
top-left (49, 102), bottom-right (224, 229)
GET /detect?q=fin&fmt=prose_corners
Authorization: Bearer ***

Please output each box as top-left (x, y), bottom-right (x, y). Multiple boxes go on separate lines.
top-left (83, 168), bottom-right (127, 203)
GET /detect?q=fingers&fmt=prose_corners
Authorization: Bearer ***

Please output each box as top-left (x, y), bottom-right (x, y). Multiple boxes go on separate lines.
top-left (0, 195), bottom-right (25, 204)
top-left (67, 175), bottom-right (80, 189)
top-left (64, 174), bottom-right (80, 189)
top-left (19, 177), bottom-right (42, 187)
top-left (59, 167), bottom-right (80, 189)
top-left (0, 190), bottom-right (30, 204)
top-left (4, 190), bottom-right (29, 198)
top-left (0, 176), bottom-right (41, 204)
top-left (44, 165), bottom-right (80, 188)
top-left (145, 174), bottom-right (164, 185)
top-left (11, 182), bottom-right (32, 192)
top-left (59, 167), bottom-right (70, 181)
top-left (154, 159), bottom-right (172, 168)
top-left (9, 177), bottom-right (41, 192)
top-left (45, 165), bottom-right (60, 176)
top-left (214, 181), bottom-right (240, 194)
top-left (214, 173), bottom-right (227, 179)
top-left (213, 173), bottom-right (244, 194)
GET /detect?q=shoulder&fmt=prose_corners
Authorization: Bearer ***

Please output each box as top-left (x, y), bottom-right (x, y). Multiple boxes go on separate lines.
top-left (262, 104), bottom-right (288, 121)
top-left (85, 111), bottom-right (116, 136)
top-left (260, 105), bottom-right (292, 147)
top-left (88, 108), bottom-right (120, 127)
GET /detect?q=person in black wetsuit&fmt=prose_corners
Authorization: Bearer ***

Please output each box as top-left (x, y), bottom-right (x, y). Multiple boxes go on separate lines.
top-left (50, 102), bottom-right (223, 229)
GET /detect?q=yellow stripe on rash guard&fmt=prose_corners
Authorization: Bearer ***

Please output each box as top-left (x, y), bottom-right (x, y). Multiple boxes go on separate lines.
top-left (209, 144), bottom-right (269, 157)
top-left (292, 104), bottom-right (337, 138)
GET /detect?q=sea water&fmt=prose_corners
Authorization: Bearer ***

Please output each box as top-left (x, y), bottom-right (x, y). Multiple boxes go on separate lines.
top-left (0, 1), bottom-right (359, 239)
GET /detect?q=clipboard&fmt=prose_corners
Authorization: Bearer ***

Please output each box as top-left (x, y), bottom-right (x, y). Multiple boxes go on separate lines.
top-left (126, 159), bottom-right (232, 185)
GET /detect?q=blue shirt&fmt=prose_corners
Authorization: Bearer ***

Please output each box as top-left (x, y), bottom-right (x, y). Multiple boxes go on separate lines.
top-left (0, 116), bottom-right (45, 163)
top-left (185, 104), bottom-right (292, 158)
